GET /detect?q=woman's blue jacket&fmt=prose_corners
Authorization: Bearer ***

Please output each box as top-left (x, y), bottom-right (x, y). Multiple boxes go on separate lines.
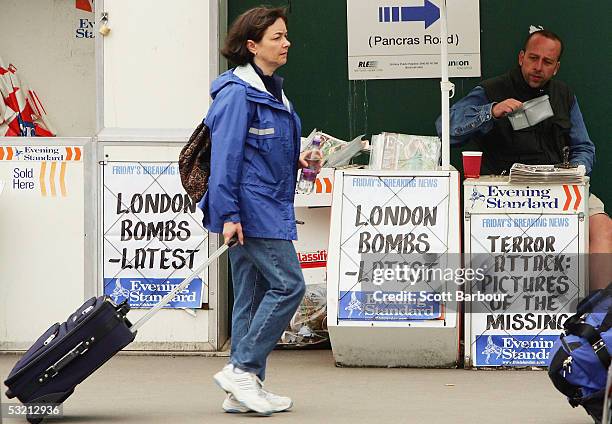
top-left (199, 63), bottom-right (302, 240)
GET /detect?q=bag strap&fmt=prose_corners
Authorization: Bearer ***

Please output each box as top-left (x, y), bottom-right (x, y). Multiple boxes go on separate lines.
top-left (565, 321), bottom-right (611, 369)
top-left (196, 124), bottom-right (212, 175)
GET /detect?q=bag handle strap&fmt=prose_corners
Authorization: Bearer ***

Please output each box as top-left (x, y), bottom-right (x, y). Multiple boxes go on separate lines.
top-left (565, 321), bottom-right (611, 369)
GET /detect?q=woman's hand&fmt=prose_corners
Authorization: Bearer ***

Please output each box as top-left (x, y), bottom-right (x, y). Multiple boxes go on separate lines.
top-left (298, 150), bottom-right (322, 176)
top-left (223, 221), bottom-right (244, 245)
top-left (298, 150), bottom-right (311, 169)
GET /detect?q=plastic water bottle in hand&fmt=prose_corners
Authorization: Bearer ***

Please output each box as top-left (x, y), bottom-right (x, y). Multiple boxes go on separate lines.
top-left (297, 135), bottom-right (322, 194)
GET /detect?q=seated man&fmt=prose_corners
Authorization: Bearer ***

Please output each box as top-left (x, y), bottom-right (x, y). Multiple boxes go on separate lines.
top-left (436, 29), bottom-right (611, 290)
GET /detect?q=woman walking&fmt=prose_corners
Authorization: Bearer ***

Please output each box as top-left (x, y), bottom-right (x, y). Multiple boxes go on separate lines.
top-left (199, 6), bottom-right (313, 415)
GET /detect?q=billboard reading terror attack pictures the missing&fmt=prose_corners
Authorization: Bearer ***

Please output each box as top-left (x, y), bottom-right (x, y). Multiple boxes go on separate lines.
top-left (464, 179), bottom-right (587, 367)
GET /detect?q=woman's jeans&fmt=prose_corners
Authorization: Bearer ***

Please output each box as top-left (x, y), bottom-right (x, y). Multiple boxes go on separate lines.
top-left (228, 237), bottom-right (306, 381)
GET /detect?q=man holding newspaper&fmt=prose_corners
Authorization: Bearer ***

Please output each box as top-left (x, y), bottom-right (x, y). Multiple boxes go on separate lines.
top-left (436, 29), bottom-right (611, 290)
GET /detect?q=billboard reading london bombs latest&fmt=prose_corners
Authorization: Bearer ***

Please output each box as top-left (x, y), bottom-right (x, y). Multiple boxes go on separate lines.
top-left (337, 175), bottom-right (457, 321)
top-left (102, 162), bottom-right (209, 309)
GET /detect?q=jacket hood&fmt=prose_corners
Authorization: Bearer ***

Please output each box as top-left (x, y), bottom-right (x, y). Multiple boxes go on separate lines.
top-left (210, 63), bottom-right (291, 111)
top-left (209, 69), bottom-right (246, 99)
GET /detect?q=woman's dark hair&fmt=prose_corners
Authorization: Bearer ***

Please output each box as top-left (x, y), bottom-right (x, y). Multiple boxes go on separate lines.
top-left (221, 7), bottom-right (288, 66)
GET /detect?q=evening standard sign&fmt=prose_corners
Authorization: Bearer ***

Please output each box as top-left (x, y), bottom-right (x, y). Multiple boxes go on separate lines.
top-left (104, 278), bottom-right (202, 308)
top-left (476, 334), bottom-right (559, 366)
top-left (466, 183), bottom-right (587, 214)
top-left (0, 146), bottom-right (81, 162)
top-left (347, 0), bottom-right (480, 80)
top-left (338, 290), bottom-right (441, 320)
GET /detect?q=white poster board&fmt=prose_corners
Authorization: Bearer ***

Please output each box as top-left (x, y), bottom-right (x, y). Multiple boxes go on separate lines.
top-left (0, 141), bottom-right (87, 350)
top-left (327, 169), bottom-right (461, 367)
top-left (330, 172), bottom-right (458, 324)
top-left (468, 214), bottom-right (581, 367)
top-left (102, 161), bottom-right (209, 309)
top-left (464, 177), bottom-right (588, 367)
top-left (295, 207), bottom-right (331, 286)
top-left (347, 0), bottom-right (481, 80)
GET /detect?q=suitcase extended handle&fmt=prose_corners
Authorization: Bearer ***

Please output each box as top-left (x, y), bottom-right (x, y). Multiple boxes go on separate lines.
top-left (227, 234), bottom-right (239, 247)
top-left (129, 237), bottom-right (237, 333)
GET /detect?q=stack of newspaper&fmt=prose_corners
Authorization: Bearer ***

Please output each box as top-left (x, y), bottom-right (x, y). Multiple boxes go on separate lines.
top-left (369, 133), bottom-right (441, 171)
top-left (509, 163), bottom-right (585, 184)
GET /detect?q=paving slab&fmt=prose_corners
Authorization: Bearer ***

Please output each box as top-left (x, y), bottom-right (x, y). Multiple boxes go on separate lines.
top-left (0, 350), bottom-right (591, 423)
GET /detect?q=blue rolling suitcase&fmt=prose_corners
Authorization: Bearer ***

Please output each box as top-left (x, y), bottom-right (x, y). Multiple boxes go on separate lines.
top-left (4, 296), bottom-right (134, 423)
top-left (4, 239), bottom-right (234, 423)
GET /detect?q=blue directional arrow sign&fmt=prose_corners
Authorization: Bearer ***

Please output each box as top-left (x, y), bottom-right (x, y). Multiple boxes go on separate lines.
top-left (378, 0), bottom-right (440, 29)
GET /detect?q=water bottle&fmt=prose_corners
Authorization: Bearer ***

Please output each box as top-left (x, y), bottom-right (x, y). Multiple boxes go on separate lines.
top-left (297, 135), bottom-right (322, 194)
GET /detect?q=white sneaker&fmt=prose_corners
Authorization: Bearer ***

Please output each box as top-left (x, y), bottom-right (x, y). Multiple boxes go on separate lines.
top-left (261, 387), bottom-right (293, 413)
top-left (222, 394), bottom-right (250, 413)
top-left (222, 390), bottom-right (293, 414)
top-left (213, 364), bottom-right (273, 415)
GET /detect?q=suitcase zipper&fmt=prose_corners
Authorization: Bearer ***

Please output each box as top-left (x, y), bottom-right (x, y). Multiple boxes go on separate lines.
top-left (43, 332), bottom-right (57, 346)
top-left (71, 305), bottom-right (95, 323)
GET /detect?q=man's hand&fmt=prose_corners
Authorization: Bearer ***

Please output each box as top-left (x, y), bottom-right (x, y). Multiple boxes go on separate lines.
top-left (492, 98), bottom-right (523, 119)
top-left (223, 221), bottom-right (244, 245)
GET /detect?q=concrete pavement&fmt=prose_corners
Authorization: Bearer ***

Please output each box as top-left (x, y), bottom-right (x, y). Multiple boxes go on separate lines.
top-left (1, 350), bottom-right (591, 423)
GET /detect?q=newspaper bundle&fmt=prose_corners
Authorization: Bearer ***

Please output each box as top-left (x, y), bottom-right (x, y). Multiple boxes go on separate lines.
top-left (369, 133), bottom-right (441, 171)
top-left (509, 163), bottom-right (585, 184)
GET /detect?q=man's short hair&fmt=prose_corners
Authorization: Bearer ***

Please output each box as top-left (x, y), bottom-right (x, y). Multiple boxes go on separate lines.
top-left (523, 29), bottom-right (564, 61)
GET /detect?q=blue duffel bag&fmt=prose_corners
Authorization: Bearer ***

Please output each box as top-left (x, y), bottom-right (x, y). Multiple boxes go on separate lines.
top-left (548, 284), bottom-right (612, 423)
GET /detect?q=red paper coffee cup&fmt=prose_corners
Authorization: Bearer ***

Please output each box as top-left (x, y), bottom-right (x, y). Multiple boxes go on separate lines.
top-left (462, 151), bottom-right (483, 178)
